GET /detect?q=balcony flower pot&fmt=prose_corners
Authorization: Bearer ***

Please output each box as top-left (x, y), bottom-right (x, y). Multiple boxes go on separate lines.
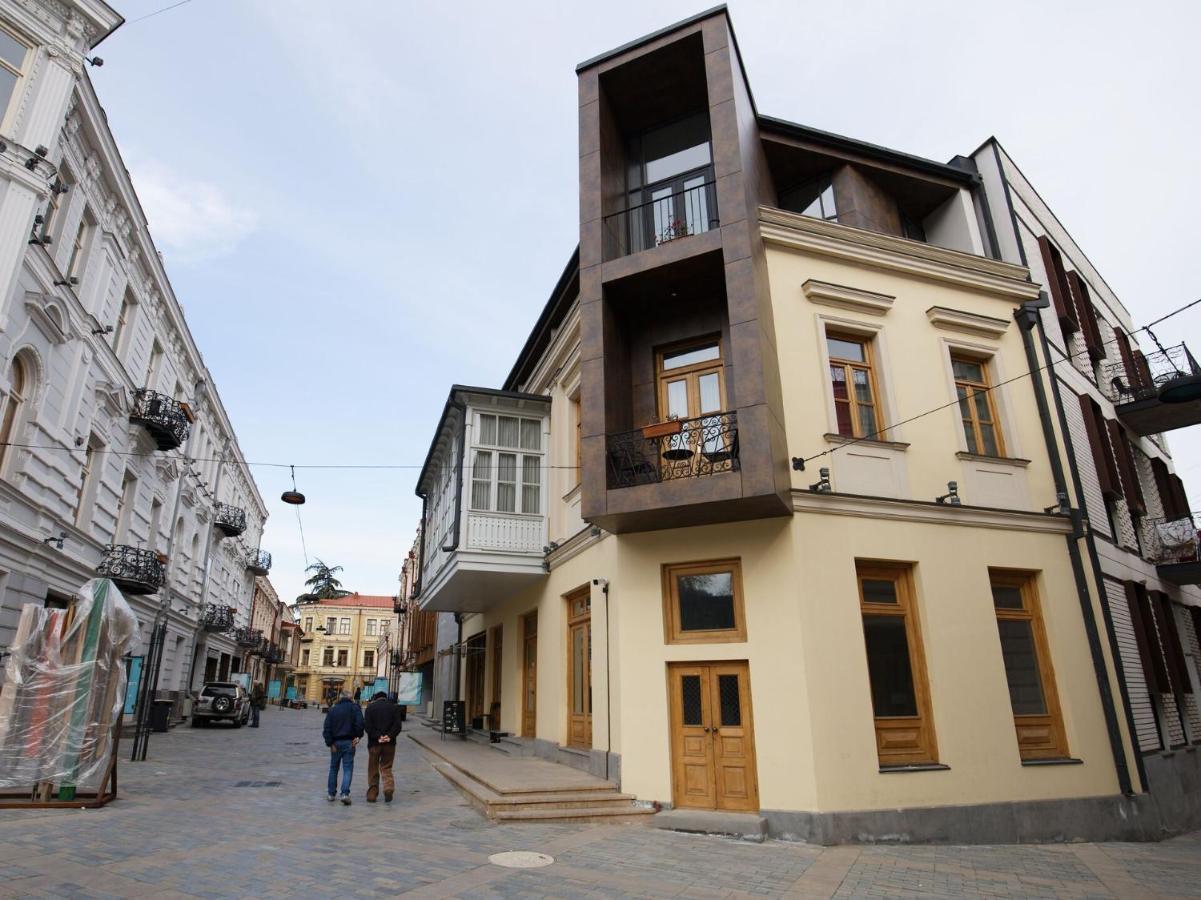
top-left (155, 552), bottom-right (169, 565)
top-left (641, 420), bottom-right (682, 440)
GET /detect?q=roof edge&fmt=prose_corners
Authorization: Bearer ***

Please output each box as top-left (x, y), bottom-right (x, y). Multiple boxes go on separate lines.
top-left (576, 4), bottom-right (728, 72)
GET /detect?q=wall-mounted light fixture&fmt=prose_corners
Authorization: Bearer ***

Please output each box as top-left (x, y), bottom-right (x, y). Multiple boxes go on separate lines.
top-left (91, 325), bottom-right (114, 336)
top-left (809, 467), bottom-right (831, 494)
top-left (935, 481), bottom-right (961, 505)
top-left (43, 531), bottom-right (66, 550)
top-left (54, 277), bottom-right (78, 287)
top-left (85, 57), bottom-right (103, 67)
top-left (1044, 492), bottom-right (1070, 515)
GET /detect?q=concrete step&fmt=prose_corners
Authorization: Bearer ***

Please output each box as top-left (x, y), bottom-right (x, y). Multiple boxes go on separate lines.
top-left (493, 806), bottom-right (655, 824)
top-left (490, 735), bottom-right (532, 757)
top-left (651, 809), bottom-right (768, 842)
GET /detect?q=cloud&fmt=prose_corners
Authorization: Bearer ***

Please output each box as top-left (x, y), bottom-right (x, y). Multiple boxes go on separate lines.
top-left (127, 158), bottom-right (258, 263)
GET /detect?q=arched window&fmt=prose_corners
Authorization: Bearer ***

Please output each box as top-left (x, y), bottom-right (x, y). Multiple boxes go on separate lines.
top-left (0, 355), bottom-right (29, 474)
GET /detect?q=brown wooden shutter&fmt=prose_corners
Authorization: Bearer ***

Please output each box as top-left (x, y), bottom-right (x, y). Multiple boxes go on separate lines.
top-left (1078, 394), bottom-right (1122, 499)
top-left (1170, 475), bottom-right (1191, 521)
top-left (1066, 271), bottom-right (1105, 361)
top-left (1190, 607), bottom-right (1201, 655)
top-left (1038, 236), bottom-right (1079, 334)
top-left (1107, 420), bottom-right (1145, 514)
top-left (1125, 581), bottom-right (1172, 693)
top-left (1153, 592), bottom-right (1193, 694)
top-left (1113, 327), bottom-right (1145, 393)
top-left (1151, 457), bottom-right (1179, 518)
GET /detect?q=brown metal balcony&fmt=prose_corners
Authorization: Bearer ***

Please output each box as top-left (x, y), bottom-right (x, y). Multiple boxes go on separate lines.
top-left (606, 411), bottom-right (739, 489)
top-left (97, 545), bottom-right (165, 596)
top-left (1141, 514), bottom-right (1201, 585)
top-left (129, 388), bottom-right (191, 450)
top-left (200, 603), bottom-right (235, 633)
top-left (214, 502), bottom-right (247, 537)
top-left (1104, 343), bottom-right (1201, 435)
top-left (602, 180), bottom-right (718, 261)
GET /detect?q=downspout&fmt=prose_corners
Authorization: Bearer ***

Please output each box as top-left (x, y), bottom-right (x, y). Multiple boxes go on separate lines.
top-left (183, 444), bottom-right (226, 695)
top-left (599, 578), bottom-right (613, 782)
top-left (1017, 295), bottom-right (1134, 796)
top-left (991, 141), bottom-right (1147, 793)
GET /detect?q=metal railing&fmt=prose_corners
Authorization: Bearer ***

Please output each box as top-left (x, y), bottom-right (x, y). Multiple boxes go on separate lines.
top-left (214, 502), bottom-right (247, 537)
top-left (1141, 514), bottom-right (1200, 566)
top-left (129, 388), bottom-right (190, 451)
top-left (1103, 342), bottom-right (1200, 405)
top-left (97, 545), bottom-right (165, 596)
top-left (200, 603), bottom-right (235, 633)
top-left (606, 411), bottom-right (739, 489)
top-left (602, 180), bottom-right (718, 259)
top-left (233, 626), bottom-right (263, 648)
top-left (246, 549), bottom-right (272, 575)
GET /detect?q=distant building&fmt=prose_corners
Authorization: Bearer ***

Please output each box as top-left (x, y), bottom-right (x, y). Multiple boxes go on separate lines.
top-left (293, 593), bottom-right (395, 704)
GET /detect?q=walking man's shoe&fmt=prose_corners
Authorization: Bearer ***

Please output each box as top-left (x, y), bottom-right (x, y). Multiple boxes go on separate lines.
top-left (341, 794), bottom-right (352, 806)
top-left (384, 790), bottom-right (393, 803)
top-left (327, 793), bottom-right (336, 802)
top-left (366, 795), bottom-right (377, 803)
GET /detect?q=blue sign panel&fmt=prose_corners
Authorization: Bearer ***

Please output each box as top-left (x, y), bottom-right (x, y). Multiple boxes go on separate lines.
top-left (124, 655), bottom-right (143, 716)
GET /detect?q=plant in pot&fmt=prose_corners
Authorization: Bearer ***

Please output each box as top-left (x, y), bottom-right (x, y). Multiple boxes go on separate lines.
top-left (641, 416), bottom-right (682, 440)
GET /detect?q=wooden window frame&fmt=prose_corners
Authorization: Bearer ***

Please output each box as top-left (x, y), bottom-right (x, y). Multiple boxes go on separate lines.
top-left (654, 335), bottom-right (726, 424)
top-left (989, 570), bottom-right (1069, 760)
top-left (856, 562), bottom-right (938, 766)
top-left (826, 330), bottom-right (884, 440)
top-left (662, 558), bottom-right (747, 645)
top-left (952, 353), bottom-right (1006, 458)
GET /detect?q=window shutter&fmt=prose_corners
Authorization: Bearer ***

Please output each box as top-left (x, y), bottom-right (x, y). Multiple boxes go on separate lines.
top-left (1170, 474), bottom-right (1191, 522)
top-left (1078, 394), bottom-right (1122, 499)
top-left (1107, 420), bottom-right (1144, 514)
top-left (1066, 271), bottom-right (1105, 361)
top-left (1153, 592), bottom-right (1193, 695)
top-left (1191, 607), bottom-right (1201, 656)
top-left (1151, 457), bottom-right (1179, 519)
top-left (1037, 236), bottom-right (1079, 334)
top-left (1112, 327), bottom-right (1146, 393)
top-left (1125, 581), bottom-right (1171, 693)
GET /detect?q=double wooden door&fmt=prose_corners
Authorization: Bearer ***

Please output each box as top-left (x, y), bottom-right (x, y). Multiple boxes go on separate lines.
top-left (667, 662), bottom-right (759, 811)
top-left (521, 613), bottom-right (537, 737)
top-left (567, 589), bottom-right (592, 748)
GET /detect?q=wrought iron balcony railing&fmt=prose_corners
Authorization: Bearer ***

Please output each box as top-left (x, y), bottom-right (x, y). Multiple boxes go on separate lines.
top-left (97, 545), bottom-right (165, 596)
top-left (1104, 342), bottom-right (1201, 406)
top-left (602, 180), bottom-right (718, 260)
top-left (246, 549), bottom-right (271, 576)
top-left (1141, 515), bottom-right (1200, 566)
top-left (214, 502), bottom-right (247, 537)
top-left (233, 626), bottom-right (263, 648)
top-left (200, 603), bottom-right (235, 633)
top-left (606, 411), bottom-right (739, 490)
top-left (129, 388), bottom-right (191, 451)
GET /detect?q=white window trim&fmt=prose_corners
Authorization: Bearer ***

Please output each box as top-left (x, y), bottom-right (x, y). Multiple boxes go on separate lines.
top-left (814, 313), bottom-right (901, 443)
top-left (467, 411), bottom-right (546, 516)
top-left (938, 337), bottom-right (1022, 460)
top-left (0, 25), bottom-right (31, 136)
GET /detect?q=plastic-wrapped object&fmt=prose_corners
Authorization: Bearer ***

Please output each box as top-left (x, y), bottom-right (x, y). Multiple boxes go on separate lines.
top-left (0, 578), bottom-right (138, 792)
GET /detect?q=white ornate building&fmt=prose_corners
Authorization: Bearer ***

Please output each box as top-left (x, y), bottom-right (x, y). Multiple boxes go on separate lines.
top-left (0, 0), bottom-right (272, 705)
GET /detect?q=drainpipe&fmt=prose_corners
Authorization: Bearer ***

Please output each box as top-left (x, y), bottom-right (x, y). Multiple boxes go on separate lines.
top-left (596, 577), bottom-right (613, 782)
top-left (1016, 296), bottom-right (1135, 795)
top-left (183, 444), bottom-right (226, 696)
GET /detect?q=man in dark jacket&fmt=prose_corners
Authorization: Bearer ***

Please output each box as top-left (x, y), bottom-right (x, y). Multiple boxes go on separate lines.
top-left (322, 691), bottom-right (364, 804)
top-left (249, 683), bottom-right (266, 727)
top-left (363, 691), bottom-right (403, 803)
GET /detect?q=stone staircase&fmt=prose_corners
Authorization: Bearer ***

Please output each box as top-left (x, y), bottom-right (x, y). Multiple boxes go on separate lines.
top-left (410, 730), bottom-right (653, 825)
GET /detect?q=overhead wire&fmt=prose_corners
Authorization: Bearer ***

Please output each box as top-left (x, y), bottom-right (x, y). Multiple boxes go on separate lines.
top-left (125, 0), bottom-right (194, 25)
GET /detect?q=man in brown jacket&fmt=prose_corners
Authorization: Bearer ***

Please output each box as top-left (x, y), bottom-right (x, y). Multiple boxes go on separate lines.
top-left (363, 691), bottom-right (403, 802)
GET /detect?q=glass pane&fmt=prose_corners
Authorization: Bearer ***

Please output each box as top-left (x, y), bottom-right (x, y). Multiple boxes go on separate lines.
top-left (681, 675), bottom-right (702, 726)
top-left (520, 419), bottom-right (540, 451)
top-left (957, 385), bottom-right (971, 419)
top-left (852, 369), bottom-right (872, 402)
top-left (682, 175), bottom-right (710, 234)
top-left (834, 402), bottom-right (853, 437)
top-left (642, 115), bottom-right (712, 183)
top-left (998, 619), bottom-right (1046, 715)
top-left (646, 143), bottom-right (711, 184)
top-left (820, 184), bottom-right (838, 221)
top-left (857, 402), bottom-right (877, 439)
top-left (862, 615), bottom-right (918, 717)
top-left (677, 571), bottom-right (736, 631)
top-left (497, 484), bottom-right (516, 512)
top-left (801, 194), bottom-right (823, 218)
top-left (962, 420), bottom-right (978, 454)
top-left (651, 186), bottom-right (673, 243)
top-left (992, 584), bottom-right (1024, 610)
top-left (497, 453), bottom-right (517, 512)
top-left (666, 379), bottom-right (689, 419)
top-left (477, 414), bottom-right (497, 445)
top-left (972, 391), bottom-right (994, 425)
top-left (0, 69), bottom-right (16, 118)
top-left (718, 674), bottom-right (742, 726)
top-left (0, 31), bottom-right (25, 70)
top-left (861, 578), bottom-right (898, 605)
top-left (663, 343), bottom-right (720, 371)
top-left (497, 453), bottom-right (516, 481)
top-left (497, 416), bottom-right (519, 448)
top-left (471, 451), bottom-right (491, 510)
top-left (952, 359), bottom-right (985, 383)
top-left (698, 372), bottom-right (721, 413)
top-left (572, 627), bottom-right (585, 714)
top-left (830, 366), bottom-right (849, 401)
top-left (979, 422), bottom-right (1000, 457)
top-left (827, 337), bottom-right (866, 363)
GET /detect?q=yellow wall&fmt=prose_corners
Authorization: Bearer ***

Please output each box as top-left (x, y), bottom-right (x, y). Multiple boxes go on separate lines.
top-left (293, 603), bottom-right (394, 702)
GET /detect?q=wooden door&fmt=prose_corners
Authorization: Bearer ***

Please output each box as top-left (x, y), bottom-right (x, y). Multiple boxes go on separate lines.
top-left (668, 661), bottom-right (759, 811)
top-left (465, 634), bottom-right (486, 723)
top-left (488, 625), bottom-right (503, 731)
top-left (566, 589), bottom-right (592, 748)
top-left (655, 340), bottom-right (728, 478)
top-left (521, 612), bottom-right (537, 738)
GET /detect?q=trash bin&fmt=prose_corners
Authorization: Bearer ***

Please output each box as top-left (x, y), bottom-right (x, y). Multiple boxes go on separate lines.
top-left (150, 699), bottom-right (173, 733)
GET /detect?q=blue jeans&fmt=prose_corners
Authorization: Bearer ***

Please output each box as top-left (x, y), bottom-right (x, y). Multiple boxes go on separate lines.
top-left (251, 706), bottom-right (260, 727)
top-left (327, 739), bottom-right (355, 796)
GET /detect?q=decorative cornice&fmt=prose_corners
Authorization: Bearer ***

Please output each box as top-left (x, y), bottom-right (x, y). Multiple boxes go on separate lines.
top-left (791, 489), bottom-right (1071, 533)
top-left (926, 305), bottom-right (1010, 338)
top-left (760, 207), bottom-right (1039, 302)
top-left (23, 292), bottom-right (72, 344)
top-left (802, 279), bottom-right (894, 316)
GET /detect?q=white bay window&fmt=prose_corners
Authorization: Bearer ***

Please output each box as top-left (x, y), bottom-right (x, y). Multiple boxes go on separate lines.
top-left (470, 413), bottom-right (543, 514)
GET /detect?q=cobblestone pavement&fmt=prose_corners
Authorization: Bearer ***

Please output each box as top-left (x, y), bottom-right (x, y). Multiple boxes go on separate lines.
top-left (0, 707), bottom-right (1198, 898)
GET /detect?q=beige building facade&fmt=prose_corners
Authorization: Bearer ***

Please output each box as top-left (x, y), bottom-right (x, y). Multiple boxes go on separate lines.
top-left (293, 593), bottom-right (395, 705)
top-left (410, 8), bottom-right (1199, 842)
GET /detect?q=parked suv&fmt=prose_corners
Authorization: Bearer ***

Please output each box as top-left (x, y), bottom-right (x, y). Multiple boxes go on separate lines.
top-left (193, 682), bottom-right (250, 727)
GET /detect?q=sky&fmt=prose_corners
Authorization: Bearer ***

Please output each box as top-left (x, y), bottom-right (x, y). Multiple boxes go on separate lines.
top-left (90, 0), bottom-right (1201, 607)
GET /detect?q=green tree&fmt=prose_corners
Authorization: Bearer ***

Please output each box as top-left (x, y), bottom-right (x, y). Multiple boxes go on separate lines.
top-left (304, 559), bottom-right (350, 600)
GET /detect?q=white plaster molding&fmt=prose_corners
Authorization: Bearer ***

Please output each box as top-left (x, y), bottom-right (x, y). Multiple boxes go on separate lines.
top-left (802, 279), bottom-right (894, 316)
top-left (926, 305), bottom-right (1010, 338)
top-left (791, 489), bottom-right (1071, 533)
top-left (23, 291), bottom-right (72, 343)
top-left (760, 207), bottom-right (1038, 302)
